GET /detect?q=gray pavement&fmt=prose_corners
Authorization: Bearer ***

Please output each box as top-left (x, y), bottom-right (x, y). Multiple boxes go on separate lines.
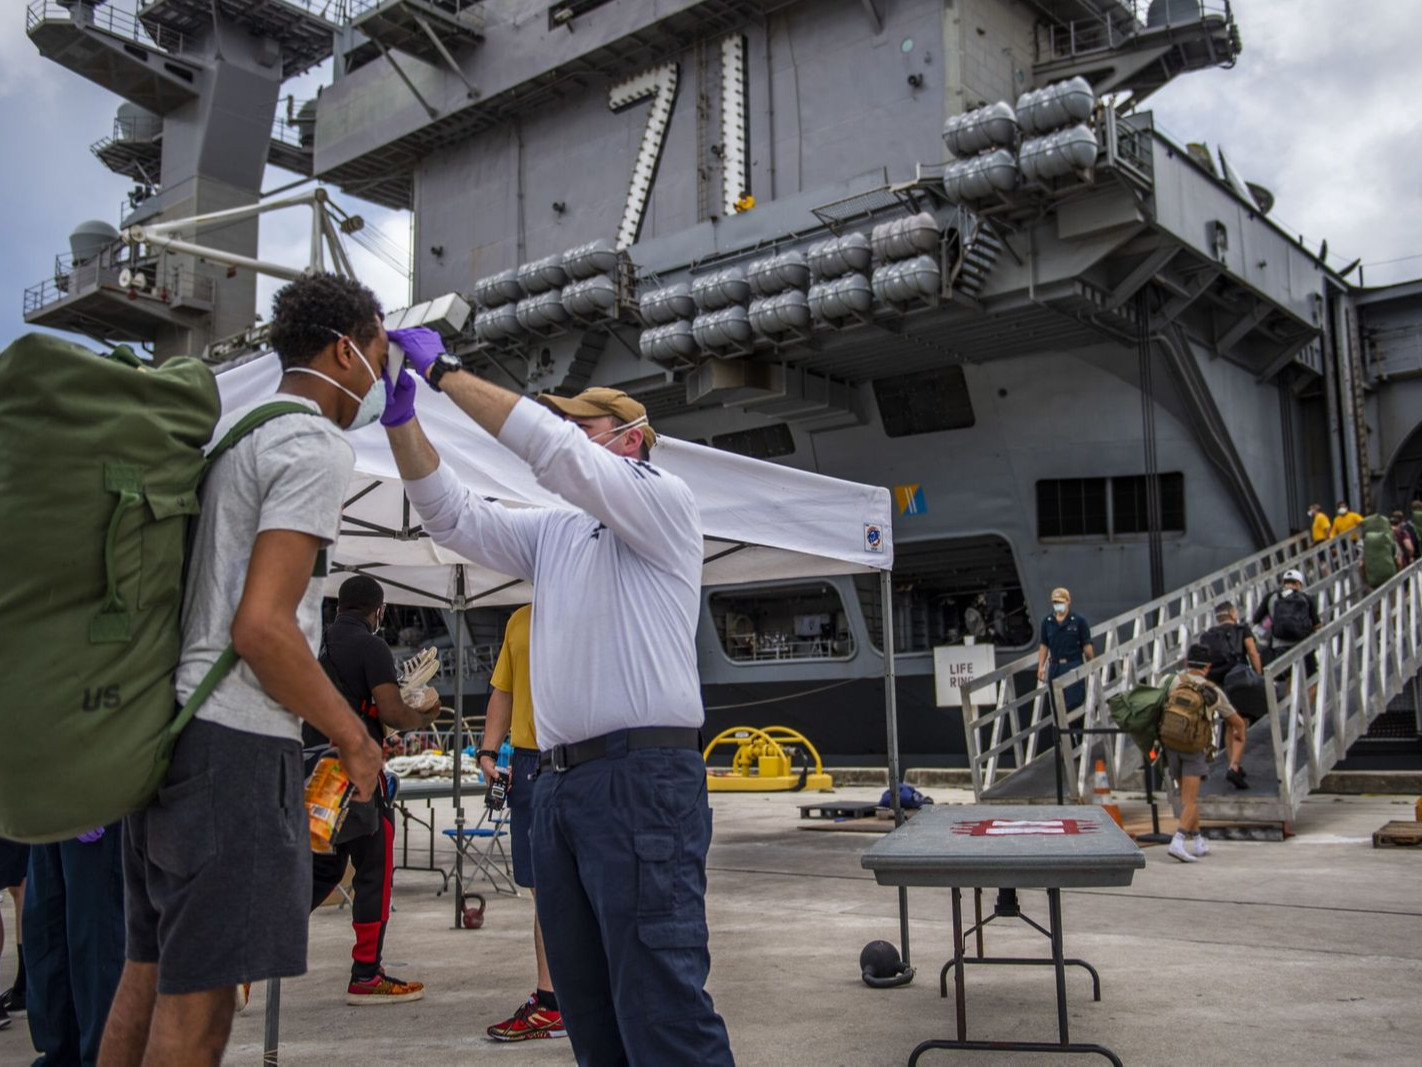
top-left (3, 786), bottom-right (1420, 1065)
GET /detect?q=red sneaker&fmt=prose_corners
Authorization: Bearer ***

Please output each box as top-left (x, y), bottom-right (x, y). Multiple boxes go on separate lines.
top-left (486, 993), bottom-right (567, 1041)
top-left (346, 972), bottom-right (425, 1005)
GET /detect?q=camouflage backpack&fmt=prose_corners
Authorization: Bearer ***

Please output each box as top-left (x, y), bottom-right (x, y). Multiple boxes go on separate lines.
top-left (1157, 676), bottom-right (1216, 755)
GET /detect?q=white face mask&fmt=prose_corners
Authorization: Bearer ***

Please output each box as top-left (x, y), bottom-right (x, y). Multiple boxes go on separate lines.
top-left (588, 414), bottom-right (649, 448)
top-left (1337, 507), bottom-right (1348, 516)
top-left (287, 331), bottom-right (386, 430)
top-left (1052, 602), bottom-right (1067, 615)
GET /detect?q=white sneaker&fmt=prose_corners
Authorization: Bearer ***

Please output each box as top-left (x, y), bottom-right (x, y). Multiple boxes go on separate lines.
top-left (1192, 834), bottom-right (1212, 857)
top-left (235, 983), bottom-right (252, 1013)
top-left (1168, 832), bottom-right (1198, 863)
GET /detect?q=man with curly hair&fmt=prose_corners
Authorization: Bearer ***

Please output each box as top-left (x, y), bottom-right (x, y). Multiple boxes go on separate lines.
top-left (99, 273), bottom-right (386, 1067)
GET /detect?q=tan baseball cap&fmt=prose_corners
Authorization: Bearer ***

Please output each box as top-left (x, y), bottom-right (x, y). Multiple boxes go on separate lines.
top-left (536, 387), bottom-right (657, 446)
top-left (1051, 587), bottom-right (1071, 602)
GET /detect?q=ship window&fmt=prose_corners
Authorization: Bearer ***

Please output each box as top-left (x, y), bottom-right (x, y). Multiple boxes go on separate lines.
top-left (1037, 478), bottom-right (1109, 538)
top-left (1111, 473), bottom-right (1185, 534)
top-left (855, 534), bottom-right (1032, 653)
top-left (873, 365), bottom-right (975, 437)
top-left (709, 583), bottom-right (854, 663)
top-left (1037, 474), bottom-right (1186, 539)
top-left (711, 423), bottom-right (796, 459)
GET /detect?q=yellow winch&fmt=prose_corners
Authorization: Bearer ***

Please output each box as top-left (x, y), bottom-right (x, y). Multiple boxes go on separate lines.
top-left (704, 726), bottom-right (834, 792)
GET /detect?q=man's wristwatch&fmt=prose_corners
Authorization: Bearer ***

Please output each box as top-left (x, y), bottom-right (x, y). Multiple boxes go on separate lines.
top-left (475, 748), bottom-right (499, 763)
top-left (426, 352), bottom-right (464, 393)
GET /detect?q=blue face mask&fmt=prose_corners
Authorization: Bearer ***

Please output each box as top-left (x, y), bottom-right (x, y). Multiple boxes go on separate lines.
top-left (288, 331), bottom-right (386, 430)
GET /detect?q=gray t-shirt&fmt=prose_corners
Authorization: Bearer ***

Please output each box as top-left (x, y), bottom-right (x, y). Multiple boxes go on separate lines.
top-left (176, 395), bottom-right (355, 741)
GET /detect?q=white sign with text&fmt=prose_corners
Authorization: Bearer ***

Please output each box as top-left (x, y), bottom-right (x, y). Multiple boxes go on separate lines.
top-left (933, 643), bottom-right (999, 708)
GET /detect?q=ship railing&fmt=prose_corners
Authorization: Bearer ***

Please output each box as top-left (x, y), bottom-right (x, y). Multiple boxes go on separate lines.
top-left (25, 248), bottom-right (216, 317)
top-left (959, 529), bottom-right (1366, 800)
top-left (1049, 558), bottom-right (1420, 823)
top-left (26, 0), bottom-right (186, 55)
top-left (1041, 1), bottom-right (1233, 63)
top-left (435, 644), bottom-right (498, 682)
top-left (337, 0), bottom-right (483, 22)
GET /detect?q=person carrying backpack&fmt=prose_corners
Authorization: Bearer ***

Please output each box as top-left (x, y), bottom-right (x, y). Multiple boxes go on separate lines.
top-left (1252, 569), bottom-right (1321, 681)
top-left (1198, 600), bottom-right (1263, 789)
top-left (1159, 645), bottom-right (1248, 863)
top-left (99, 274), bottom-right (385, 1067)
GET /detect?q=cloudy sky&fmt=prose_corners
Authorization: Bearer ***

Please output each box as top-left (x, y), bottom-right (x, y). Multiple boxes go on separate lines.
top-left (2, 0), bottom-right (1419, 349)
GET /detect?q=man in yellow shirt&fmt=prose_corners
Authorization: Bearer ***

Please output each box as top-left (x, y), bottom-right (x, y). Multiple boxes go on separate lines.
top-left (477, 606), bottom-right (565, 1042)
top-left (1330, 502), bottom-right (1363, 538)
top-left (1307, 503), bottom-right (1331, 543)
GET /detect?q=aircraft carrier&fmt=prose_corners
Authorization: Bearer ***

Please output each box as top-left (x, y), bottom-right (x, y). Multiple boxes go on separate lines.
top-left (23, 0), bottom-right (1422, 760)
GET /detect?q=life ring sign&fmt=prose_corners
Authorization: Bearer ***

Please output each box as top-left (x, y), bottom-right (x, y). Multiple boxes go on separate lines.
top-left (951, 818), bottom-right (1100, 837)
top-left (864, 522), bottom-right (885, 553)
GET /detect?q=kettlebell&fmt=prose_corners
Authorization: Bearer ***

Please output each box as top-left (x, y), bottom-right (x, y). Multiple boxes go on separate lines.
top-left (859, 939), bottom-right (914, 988)
top-left (461, 892), bottom-right (487, 930)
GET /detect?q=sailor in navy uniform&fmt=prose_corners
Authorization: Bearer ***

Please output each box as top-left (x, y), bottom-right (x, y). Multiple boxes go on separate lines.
top-left (1037, 585), bottom-right (1095, 710)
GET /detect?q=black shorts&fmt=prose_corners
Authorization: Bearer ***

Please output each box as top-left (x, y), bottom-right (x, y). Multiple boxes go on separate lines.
top-left (122, 719), bottom-right (311, 995)
top-left (0, 838), bottom-right (28, 888)
top-left (509, 748), bottom-right (540, 889)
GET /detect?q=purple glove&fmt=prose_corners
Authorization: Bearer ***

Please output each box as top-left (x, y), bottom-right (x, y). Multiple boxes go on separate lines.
top-left (380, 368), bottom-right (418, 427)
top-left (77, 827), bottom-right (105, 843)
top-left (386, 327), bottom-right (445, 380)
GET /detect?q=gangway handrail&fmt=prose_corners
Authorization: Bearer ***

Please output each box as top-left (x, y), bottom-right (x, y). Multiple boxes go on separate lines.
top-left (959, 530), bottom-right (1364, 800)
top-left (1043, 560), bottom-right (1417, 822)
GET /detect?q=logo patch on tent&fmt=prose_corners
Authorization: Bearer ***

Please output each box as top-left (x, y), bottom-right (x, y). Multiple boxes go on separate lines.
top-left (863, 523), bottom-right (884, 553)
top-left (894, 484), bottom-right (927, 515)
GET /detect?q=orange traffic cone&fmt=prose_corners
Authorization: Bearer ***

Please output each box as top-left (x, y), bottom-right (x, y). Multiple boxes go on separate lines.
top-left (1093, 758), bottom-right (1124, 828)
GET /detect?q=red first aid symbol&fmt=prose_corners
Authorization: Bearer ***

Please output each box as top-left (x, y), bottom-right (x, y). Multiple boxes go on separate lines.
top-left (951, 818), bottom-right (1098, 837)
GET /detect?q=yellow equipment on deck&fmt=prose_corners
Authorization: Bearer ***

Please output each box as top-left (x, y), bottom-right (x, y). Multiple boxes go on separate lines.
top-left (704, 726), bottom-right (834, 792)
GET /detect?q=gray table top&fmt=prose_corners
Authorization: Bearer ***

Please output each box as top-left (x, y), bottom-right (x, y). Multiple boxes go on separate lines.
top-left (861, 805), bottom-right (1145, 889)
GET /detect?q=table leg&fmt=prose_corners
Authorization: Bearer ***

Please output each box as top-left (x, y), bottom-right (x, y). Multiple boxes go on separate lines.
top-left (974, 889), bottom-right (984, 958)
top-left (951, 887), bottom-right (967, 1041)
top-left (1049, 887), bottom-right (1069, 1046)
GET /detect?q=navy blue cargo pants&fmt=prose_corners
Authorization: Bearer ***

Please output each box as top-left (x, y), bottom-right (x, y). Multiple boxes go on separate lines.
top-left (531, 737), bottom-right (733, 1066)
top-left (23, 826), bottom-right (125, 1066)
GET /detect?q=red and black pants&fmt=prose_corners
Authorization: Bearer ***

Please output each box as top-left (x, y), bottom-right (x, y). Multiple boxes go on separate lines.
top-left (310, 803), bottom-right (395, 982)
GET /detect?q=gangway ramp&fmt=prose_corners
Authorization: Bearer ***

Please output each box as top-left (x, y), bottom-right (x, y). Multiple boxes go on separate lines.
top-left (959, 530), bottom-right (1393, 820)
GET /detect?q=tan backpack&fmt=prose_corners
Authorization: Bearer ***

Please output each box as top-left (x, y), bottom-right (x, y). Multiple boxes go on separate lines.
top-left (1158, 677), bottom-right (1216, 754)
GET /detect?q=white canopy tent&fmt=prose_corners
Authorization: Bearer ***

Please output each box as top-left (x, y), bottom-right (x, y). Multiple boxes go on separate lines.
top-left (215, 353), bottom-right (914, 963)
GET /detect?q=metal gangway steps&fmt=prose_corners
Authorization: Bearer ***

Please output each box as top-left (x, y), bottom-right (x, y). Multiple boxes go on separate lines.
top-left (961, 531), bottom-right (1422, 824)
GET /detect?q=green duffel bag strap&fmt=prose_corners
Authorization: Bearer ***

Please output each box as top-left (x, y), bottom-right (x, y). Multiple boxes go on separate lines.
top-left (203, 399), bottom-right (319, 474)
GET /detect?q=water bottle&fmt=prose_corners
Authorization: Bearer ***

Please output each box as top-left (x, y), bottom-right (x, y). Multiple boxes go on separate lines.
top-left (497, 739), bottom-right (513, 770)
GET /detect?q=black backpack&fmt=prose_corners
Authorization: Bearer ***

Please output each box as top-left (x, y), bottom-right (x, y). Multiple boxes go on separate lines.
top-left (1199, 623), bottom-right (1245, 671)
top-left (1270, 590), bottom-right (1313, 642)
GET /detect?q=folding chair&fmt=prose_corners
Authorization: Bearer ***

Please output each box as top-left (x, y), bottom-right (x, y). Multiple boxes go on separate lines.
top-left (442, 798), bottom-right (518, 898)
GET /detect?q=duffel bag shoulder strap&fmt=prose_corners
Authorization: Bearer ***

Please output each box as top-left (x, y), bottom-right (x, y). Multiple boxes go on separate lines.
top-left (167, 400), bottom-right (325, 745)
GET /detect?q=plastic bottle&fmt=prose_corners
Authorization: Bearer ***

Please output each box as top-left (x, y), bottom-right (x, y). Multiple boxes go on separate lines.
top-left (497, 739), bottom-right (514, 770)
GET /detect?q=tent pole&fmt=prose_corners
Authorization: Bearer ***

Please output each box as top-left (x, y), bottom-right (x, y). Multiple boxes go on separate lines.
top-left (450, 567), bottom-right (467, 929)
top-left (880, 568), bottom-right (910, 967)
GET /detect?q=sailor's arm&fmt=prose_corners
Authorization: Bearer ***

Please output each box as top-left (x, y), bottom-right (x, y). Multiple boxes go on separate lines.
top-left (385, 409), bottom-right (539, 582)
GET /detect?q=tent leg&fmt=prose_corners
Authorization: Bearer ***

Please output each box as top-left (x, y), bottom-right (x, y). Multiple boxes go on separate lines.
top-left (263, 978), bottom-right (280, 1065)
top-left (880, 569), bottom-right (911, 969)
top-left (448, 583), bottom-right (468, 929)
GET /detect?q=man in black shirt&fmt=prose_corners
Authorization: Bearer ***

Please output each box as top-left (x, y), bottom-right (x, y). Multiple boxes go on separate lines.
top-left (306, 576), bottom-right (442, 1004)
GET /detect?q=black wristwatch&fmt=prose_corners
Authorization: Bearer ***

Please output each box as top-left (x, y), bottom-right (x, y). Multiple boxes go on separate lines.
top-left (475, 748), bottom-right (499, 763)
top-left (426, 352), bottom-right (464, 393)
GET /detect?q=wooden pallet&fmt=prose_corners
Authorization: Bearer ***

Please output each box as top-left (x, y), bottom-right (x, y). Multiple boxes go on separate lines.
top-left (1372, 820), bottom-right (1422, 848)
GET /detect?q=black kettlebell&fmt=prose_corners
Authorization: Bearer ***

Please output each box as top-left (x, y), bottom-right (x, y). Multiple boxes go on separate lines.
top-left (859, 939), bottom-right (914, 988)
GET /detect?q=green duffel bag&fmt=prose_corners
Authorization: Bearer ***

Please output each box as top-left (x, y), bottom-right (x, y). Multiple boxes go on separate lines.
top-left (1107, 673), bottom-right (1175, 755)
top-left (0, 334), bottom-right (311, 842)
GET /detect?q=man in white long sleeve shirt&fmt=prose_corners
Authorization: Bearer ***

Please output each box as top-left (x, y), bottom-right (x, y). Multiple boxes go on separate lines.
top-left (380, 328), bottom-right (733, 1066)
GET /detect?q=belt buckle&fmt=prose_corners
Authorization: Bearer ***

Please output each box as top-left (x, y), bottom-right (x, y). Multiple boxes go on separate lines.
top-left (549, 744), bottom-right (569, 773)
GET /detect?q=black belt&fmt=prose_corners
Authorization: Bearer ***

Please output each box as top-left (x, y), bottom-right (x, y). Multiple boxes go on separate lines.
top-left (539, 727), bottom-right (701, 773)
